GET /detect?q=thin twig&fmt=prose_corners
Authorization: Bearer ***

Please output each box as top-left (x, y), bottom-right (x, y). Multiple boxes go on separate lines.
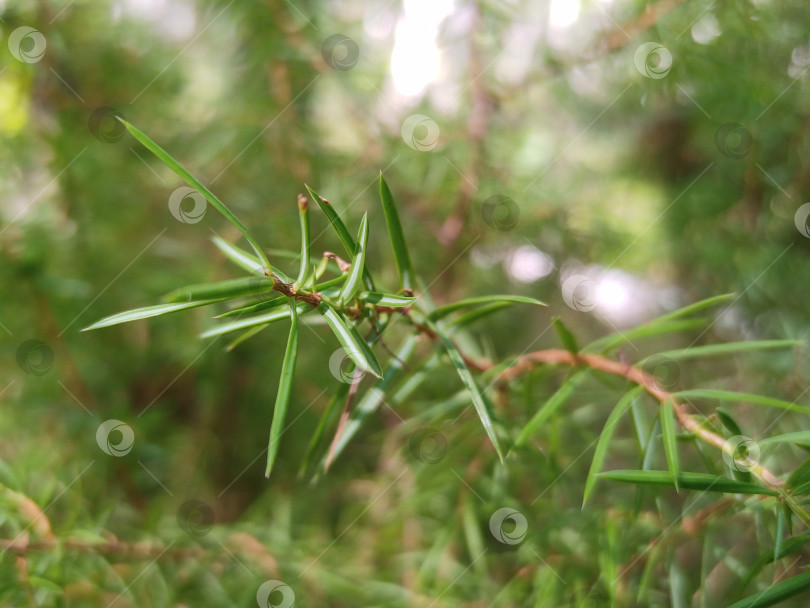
top-left (497, 349), bottom-right (786, 490)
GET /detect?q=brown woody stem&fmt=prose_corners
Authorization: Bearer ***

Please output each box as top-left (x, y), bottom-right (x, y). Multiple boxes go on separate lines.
top-left (497, 349), bottom-right (785, 490)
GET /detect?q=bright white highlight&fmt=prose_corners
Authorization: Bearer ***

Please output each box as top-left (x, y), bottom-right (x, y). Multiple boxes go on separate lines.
top-left (505, 245), bottom-right (554, 283)
top-left (549, 0), bottom-right (580, 29)
top-left (390, 0), bottom-right (455, 97)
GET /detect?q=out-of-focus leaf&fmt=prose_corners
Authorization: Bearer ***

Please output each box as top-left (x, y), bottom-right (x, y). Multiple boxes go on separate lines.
top-left (338, 213), bottom-right (368, 305)
top-left (655, 293), bottom-right (736, 323)
top-left (447, 302), bottom-right (513, 328)
top-left (295, 195), bottom-right (312, 287)
top-left (379, 173), bottom-right (413, 290)
top-left (514, 371), bottom-right (589, 448)
top-left (212, 236), bottom-right (264, 276)
top-left (429, 295), bottom-right (545, 320)
top-left (217, 296), bottom-right (286, 318)
top-left (305, 184), bottom-right (374, 291)
top-left (716, 406), bottom-right (743, 436)
top-left (418, 314), bottom-right (504, 462)
top-left (598, 470), bottom-right (778, 495)
top-left (728, 572), bottom-right (810, 608)
top-left (201, 302), bottom-right (310, 338)
top-left (787, 457), bottom-right (810, 490)
top-left (83, 300), bottom-right (222, 331)
top-left (299, 382), bottom-right (351, 479)
top-left (225, 324), bottom-right (268, 351)
top-left (660, 400), bottom-right (680, 491)
top-left (317, 302), bottom-right (382, 378)
top-left (584, 319), bottom-right (706, 354)
top-left (641, 340), bottom-right (799, 364)
top-left (323, 334), bottom-right (418, 467)
top-left (736, 533), bottom-right (810, 602)
top-left (552, 316), bottom-right (579, 355)
top-left (758, 431), bottom-right (810, 447)
top-left (118, 118), bottom-right (273, 273)
top-left (775, 503), bottom-right (788, 562)
top-left (583, 387), bottom-right (643, 507)
top-left (357, 292), bottom-right (415, 307)
top-left (675, 389), bottom-right (810, 416)
top-left (165, 276), bottom-right (274, 302)
top-left (265, 299), bottom-right (298, 477)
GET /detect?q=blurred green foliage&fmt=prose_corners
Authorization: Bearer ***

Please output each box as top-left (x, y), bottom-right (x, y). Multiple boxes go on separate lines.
top-left (2, 0), bottom-right (810, 605)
